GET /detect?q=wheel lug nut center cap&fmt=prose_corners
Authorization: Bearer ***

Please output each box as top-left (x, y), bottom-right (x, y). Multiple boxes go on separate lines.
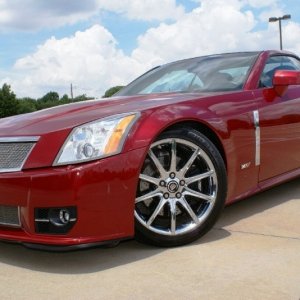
top-left (167, 181), bottom-right (179, 193)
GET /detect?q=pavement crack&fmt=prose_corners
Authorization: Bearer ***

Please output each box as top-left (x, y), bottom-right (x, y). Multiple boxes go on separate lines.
top-left (212, 227), bottom-right (300, 241)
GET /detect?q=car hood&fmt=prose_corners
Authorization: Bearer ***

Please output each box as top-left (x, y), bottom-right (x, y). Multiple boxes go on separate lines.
top-left (0, 92), bottom-right (220, 136)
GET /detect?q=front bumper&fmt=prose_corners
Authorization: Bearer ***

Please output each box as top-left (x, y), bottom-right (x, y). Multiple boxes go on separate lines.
top-left (0, 148), bottom-right (146, 248)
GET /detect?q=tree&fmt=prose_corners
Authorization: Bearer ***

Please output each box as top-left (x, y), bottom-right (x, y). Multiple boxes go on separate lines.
top-left (0, 85), bottom-right (96, 118)
top-left (40, 91), bottom-right (60, 103)
top-left (17, 97), bottom-right (37, 114)
top-left (73, 94), bottom-right (94, 102)
top-left (36, 91), bottom-right (60, 110)
top-left (0, 84), bottom-right (19, 118)
top-left (102, 86), bottom-right (124, 98)
top-left (60, 94), bottom-right (70, 104)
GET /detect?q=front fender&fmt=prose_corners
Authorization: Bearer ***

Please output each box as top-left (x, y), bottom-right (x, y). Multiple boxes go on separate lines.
top-left (124, 98), bottom-right (259, 204)
top-left (124, 104), bottom-right (230, 152)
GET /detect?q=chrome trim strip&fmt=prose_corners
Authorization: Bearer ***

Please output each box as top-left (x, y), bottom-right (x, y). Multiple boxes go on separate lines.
top-left (0, 136), bottom-right (40, 142)
top-left (253, 110), bottom-right (260, 166)
top-left (18, 206), bottom-right (22, 227)
top-left (0, 168), bottom-right (25, 173)
top-left (35, 218), bottom-right (77, 223)
top-left (0, 136), bottom-right (40, 173)
top-left (0, 221), bottom-right (21, 227)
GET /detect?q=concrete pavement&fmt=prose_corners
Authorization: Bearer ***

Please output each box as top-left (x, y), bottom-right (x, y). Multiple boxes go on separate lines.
top-left (0, 178), bottom-right (299, 300)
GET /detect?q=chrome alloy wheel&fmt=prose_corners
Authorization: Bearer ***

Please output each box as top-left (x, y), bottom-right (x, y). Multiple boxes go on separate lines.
top-left (135, 138), bottom-right (218, 236)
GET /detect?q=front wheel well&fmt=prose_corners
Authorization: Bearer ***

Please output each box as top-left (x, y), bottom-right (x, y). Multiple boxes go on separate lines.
top-left (135, 126), bottom-right (227, 246)
top-left (161, 121), bottom-right (227, 169)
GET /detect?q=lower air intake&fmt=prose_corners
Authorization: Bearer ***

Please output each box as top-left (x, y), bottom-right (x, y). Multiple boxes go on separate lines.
top-left (0, 205), bottom-right (20, 227)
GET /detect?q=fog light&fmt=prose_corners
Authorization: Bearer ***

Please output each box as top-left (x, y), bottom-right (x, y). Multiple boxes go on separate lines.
top-left (48, 207), bottom-right (76, 227)
top-left (35, 206), bottom-right (77, 234)
top-left (59, 209), bottom-right (70, 224)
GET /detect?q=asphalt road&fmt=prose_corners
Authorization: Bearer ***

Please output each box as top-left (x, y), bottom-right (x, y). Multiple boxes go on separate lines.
top-left (1, 178), bottom-right (300, 300)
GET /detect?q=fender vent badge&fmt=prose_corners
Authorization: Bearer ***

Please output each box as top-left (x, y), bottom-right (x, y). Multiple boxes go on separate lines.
top-left (241, 162), bottom-right (251, 170)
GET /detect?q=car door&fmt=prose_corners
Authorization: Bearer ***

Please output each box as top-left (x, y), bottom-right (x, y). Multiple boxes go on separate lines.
top-left (252, 55), bottom-right (300, 182)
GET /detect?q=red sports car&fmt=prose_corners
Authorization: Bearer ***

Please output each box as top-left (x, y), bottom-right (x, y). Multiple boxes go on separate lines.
top-left (1, 50), bottom-right (300, 250)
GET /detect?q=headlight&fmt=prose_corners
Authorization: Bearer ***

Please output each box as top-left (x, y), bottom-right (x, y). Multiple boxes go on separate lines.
top-left (54, 112), bottom-right (140, 166)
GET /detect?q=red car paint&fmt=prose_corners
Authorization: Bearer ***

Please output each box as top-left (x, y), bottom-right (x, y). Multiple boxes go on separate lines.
top-left (1, 50), bottom-right (300, 248)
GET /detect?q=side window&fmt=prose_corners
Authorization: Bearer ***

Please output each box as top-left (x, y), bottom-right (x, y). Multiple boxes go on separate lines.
top-left (260, 56), bottom-right (300, 88)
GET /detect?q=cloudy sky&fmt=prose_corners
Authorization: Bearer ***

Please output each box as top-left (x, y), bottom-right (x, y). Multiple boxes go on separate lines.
top-left (0, 0), bottom-right (299, 98)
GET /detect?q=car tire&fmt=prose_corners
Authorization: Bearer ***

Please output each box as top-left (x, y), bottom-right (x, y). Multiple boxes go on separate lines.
top-left (134, 128), bottom-right (227, 247)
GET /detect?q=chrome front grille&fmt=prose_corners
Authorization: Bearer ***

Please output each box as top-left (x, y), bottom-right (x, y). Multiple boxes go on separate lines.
top-left (0, 142), bottom-right (35, 169)
top-left (0, 137), bottom-right (39, 173)
top-left (0, 205), bottom-right (20, 227)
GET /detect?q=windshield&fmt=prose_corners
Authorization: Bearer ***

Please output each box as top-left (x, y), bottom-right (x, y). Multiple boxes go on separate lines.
top-left (118, 52), bottom-right (259, 96)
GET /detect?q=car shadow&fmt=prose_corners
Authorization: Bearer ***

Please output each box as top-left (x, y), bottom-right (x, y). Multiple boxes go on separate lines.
top-left (215, 177), bottom-right (300, 229)
top-left (0, 228), bottom-right (230, 275)
top-left (0, 178), bottom-right (298, 275)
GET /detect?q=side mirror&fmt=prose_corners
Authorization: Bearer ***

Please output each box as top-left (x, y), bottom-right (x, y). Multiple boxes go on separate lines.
top-left (273, 70), bottom-right (300, 96)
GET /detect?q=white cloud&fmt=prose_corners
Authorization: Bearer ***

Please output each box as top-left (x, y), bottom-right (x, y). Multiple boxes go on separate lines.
top-left (96, 0), bottom-right (185, 21)
top-left (243, 0), bottom-right (288, 24)
top-left (0, 0), bottom-right (184, 31)
top-left (283, 22), bottom-right (300, 55)
top-left (258, 7), bottom-right (285, 23)
top-left (132, 0), bottom-right (300, 63)
top-left (244, 0), bottom-right (279, 8)
top-left (4, 0), bottom-right (300, 98)
top-left (132, 0), bottom-right (258, 63)
top-left (11, 25), bottom-right (146, 97)
top-left (0, 0), bottom-right (99, 31)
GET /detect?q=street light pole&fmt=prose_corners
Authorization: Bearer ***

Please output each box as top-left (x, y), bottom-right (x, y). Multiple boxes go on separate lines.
top-left (279, 18), bottom-right (282, 50)
top-left (269, 14), bottom-right (291, 50)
